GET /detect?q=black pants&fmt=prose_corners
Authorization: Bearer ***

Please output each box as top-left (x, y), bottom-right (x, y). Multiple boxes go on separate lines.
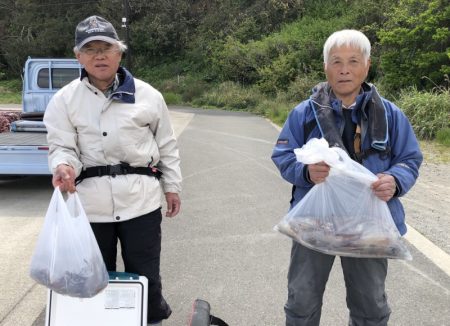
top-left (90, 208), bottom-right (172, 323)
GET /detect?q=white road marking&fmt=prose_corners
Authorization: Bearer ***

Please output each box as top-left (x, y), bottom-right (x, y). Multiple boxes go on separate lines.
top-left (169, 110), bottom-right (194, 138)
top-left (405, 224), bottom-right (450, 276)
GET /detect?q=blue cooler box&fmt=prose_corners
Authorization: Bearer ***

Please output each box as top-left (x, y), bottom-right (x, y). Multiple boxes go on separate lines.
top-left (45, 272), bottom-right (148, 326)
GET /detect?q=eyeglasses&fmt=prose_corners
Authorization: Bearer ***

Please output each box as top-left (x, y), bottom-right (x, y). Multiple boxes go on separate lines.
top-left (80, 46), bottom-right (119, 56)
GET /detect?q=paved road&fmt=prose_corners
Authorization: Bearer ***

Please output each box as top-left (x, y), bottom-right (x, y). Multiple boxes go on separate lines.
top-left (0, 106), bottom-right (449, 325)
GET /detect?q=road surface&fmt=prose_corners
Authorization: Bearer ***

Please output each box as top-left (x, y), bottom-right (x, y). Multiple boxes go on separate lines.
top-left (0, 106), bottom-right (449, 326)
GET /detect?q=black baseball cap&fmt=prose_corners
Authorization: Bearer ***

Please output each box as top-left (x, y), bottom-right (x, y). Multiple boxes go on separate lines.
top-left (75, 15), bottom-right (119, 49)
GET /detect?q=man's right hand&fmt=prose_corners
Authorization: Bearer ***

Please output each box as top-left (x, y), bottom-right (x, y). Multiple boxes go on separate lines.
top-left (53, 164), bottom-right (76, 193)
top-left (307, 161), bottom-right (330, 184)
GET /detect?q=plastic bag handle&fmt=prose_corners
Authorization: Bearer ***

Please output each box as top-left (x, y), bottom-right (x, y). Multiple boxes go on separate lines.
top-left (65, 191), bottom-right (86, 219)
top-left (49, 187), bottom-right (71, 281)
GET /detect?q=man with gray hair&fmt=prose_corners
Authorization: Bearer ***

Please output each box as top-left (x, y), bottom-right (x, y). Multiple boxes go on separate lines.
top-left (44, 15), bottom-right (181, 326)
top-left (272, 29), bottom-right (422, 325)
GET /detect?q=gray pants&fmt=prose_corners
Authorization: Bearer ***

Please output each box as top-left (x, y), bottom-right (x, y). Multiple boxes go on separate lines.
top-left (285, 242), bottom-right (391, 326)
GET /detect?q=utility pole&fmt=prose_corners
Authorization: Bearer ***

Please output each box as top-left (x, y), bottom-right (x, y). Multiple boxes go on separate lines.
top-left (122, 0), bottom-right (131, 71)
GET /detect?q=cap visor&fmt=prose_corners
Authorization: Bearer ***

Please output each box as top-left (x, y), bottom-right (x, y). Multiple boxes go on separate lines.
top-left (77, 36), bottom-right (118, 49)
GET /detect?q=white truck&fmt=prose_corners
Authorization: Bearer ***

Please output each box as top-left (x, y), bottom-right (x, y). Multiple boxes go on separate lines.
top-left (0, 58), bottom-right (81, 176)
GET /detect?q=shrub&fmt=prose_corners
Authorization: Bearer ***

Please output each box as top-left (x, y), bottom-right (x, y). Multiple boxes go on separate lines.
top-left (210, 37), bottom-right (264, 85)
top-left (282, 72), bottom-right (323, 103)
top-left (397, 87), bottom-right (450, 139)
top-left (151, 75), bottom-right (211, 104)
top-left (210, 13), bottom-right (350, 93)
top-left (193, 81), bottom-right (260, 111)
top-left (158, 79), bottom-right (181, 93)
top-left (180, 78), bottom-right (210, 103)
top-left (162, 92), bottom-right (182, 105)
top-left (256, 53), bottom-right (299, 94)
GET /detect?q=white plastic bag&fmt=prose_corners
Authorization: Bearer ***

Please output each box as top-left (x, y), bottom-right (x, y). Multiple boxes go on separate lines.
top-left (30, 187), bottom-right (109, 297)
top-left (275, 138), bottom-right (412, 260)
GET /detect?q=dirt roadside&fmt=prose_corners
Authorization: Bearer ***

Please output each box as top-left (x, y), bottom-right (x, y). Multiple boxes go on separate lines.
top-left (403, 160), bottom-right (450, 256)
top-left (0, 104), bottom-right (21, 110)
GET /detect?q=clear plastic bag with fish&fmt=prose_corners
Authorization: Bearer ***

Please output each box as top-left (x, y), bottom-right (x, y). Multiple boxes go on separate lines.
top-left (30, 187), bottom-right (109, 297)
top-left (275, 138), bottom-right (412, 260)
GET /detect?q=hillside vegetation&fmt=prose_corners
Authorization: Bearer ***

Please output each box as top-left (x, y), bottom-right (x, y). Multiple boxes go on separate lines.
top-left (0, 0), bottom-right (448, 145)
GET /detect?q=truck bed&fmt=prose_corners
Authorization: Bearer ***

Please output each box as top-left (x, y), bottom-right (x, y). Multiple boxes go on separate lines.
top-left (0, 132), bottom-right (47, 146)
top-left (0, 132), bottom-right (50, 175)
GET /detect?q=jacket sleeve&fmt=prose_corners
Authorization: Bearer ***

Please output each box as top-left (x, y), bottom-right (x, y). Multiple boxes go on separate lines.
top-left (271, 102), bottom-right (314, 189)
top-left (43, 91), bottom-right (83, 176)
top-left (151, 93), bottom-right (182, 194)
top-left (384, 101), bottom-right (423, 196)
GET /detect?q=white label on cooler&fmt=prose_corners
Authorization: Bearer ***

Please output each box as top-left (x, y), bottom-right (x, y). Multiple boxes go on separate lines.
top-left (104, 287), bottom-right (137, 309)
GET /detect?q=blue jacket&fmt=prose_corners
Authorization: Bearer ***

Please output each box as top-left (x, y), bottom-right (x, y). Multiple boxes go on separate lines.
top-left (271, 84), bottom-right (423, 235)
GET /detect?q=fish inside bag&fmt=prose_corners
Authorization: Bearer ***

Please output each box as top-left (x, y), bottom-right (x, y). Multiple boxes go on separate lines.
top-left (29, 187), bottom-right (109, 297)
top-left (274, 138), bottom-right (412, 260)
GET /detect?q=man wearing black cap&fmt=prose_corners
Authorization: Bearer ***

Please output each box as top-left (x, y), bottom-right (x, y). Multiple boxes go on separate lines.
top-left (44, 15), bottom-right (182, 326)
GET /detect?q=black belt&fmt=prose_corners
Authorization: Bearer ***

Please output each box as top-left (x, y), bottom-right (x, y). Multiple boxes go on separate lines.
top-left (75, 162), bottom-right (162, 184)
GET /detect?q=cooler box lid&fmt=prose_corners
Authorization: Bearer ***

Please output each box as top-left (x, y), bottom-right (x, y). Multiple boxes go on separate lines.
top-left (45, 273), bottom-right (148, 326)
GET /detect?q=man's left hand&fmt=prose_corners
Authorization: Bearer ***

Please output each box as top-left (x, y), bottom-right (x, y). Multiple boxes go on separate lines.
top-left (165, 192), bottom-right (181, 217)
top-left (371, 173), bottom-right (396, 202)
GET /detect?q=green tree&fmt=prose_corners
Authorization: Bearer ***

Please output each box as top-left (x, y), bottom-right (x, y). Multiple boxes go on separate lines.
top-left (130, 0), bottom-right (192, 59)
top-left (210, 7), bottom-right (352, 94)
top-left (0, 0), bottom-right (16, 77)
top-left (0, 0), bottom-right (102, 75)
top-left (378, 0), bottom-right (450, 92)
top-left (184, 0), bottom-right (304, 78)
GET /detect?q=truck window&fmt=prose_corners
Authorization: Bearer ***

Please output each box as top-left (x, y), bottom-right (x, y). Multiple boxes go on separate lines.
top-left (37, 68), bottom-right (80, 89)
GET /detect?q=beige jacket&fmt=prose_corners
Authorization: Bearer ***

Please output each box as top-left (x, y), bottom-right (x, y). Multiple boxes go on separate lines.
top-left (44, 72), bottom-right (181, 223)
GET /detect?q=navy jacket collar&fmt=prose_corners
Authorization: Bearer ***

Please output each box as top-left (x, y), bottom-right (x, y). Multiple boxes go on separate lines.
top-left (80, 66), bottom-right (135, 103)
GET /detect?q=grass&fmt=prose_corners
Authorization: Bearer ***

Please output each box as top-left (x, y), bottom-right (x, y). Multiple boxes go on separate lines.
top-left (0, 80), bottom-right (22, 104)
top-left (436, 128), bottom-right (450, 147)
